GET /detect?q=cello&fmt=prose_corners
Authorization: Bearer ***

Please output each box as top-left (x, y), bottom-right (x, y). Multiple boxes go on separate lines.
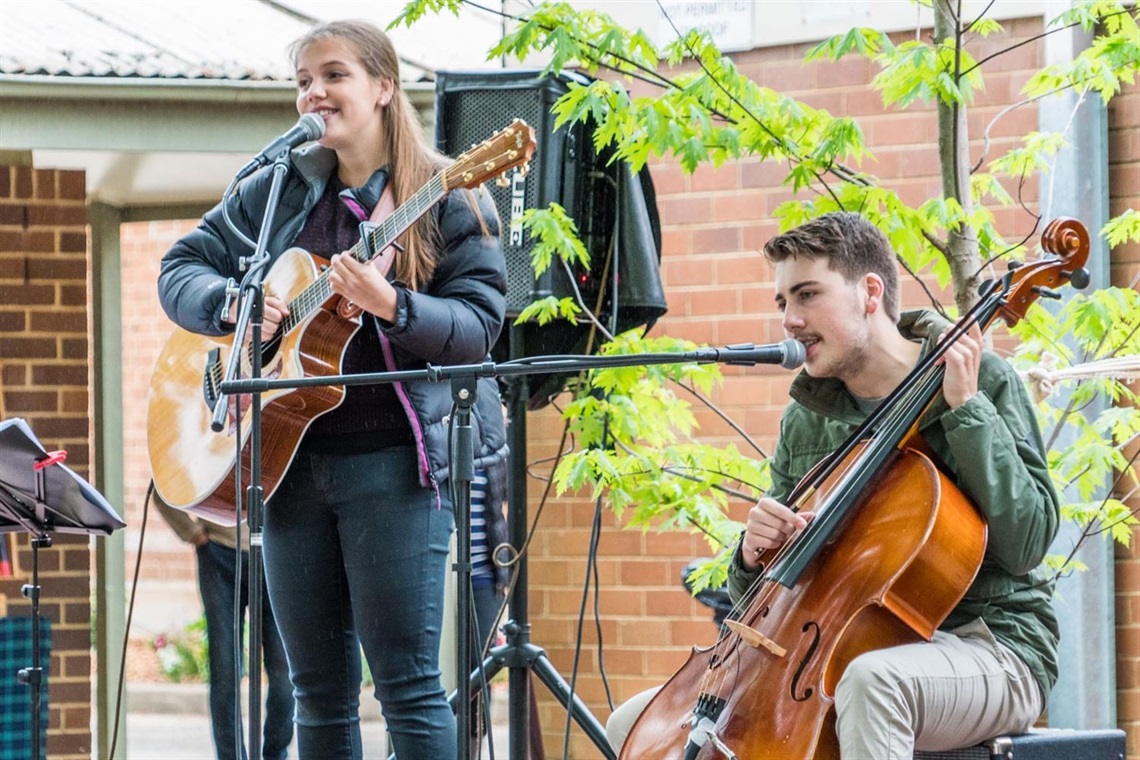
top-left (619, 218), bottom-right (1091, 759)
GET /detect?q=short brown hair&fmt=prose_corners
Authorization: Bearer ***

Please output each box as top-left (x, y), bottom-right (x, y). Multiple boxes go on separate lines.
top-left (763, 212), bottom-right (900, 321)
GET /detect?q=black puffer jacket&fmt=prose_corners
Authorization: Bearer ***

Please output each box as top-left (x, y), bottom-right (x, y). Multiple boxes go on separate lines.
top-left (158, 144), bottom-right (509, 501)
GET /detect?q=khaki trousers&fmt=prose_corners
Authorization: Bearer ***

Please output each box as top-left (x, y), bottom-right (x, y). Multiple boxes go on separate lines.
top-left (605, 618), bottom-right (1043, 759)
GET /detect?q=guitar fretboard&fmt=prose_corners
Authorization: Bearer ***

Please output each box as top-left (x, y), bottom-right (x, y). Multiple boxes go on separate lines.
top-left (278, 173), bottom-right (447, 334)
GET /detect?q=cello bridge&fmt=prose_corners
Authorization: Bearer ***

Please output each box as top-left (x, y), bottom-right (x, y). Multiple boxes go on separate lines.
top-left (724, 619), bottom-right (787, 657)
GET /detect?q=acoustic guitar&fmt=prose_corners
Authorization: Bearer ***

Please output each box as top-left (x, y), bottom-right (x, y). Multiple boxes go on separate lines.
top-left (147, 119), bottom-right (536, 524)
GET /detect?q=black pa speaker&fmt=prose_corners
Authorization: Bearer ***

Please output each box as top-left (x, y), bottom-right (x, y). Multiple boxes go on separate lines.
top-left (435, 70), bottom-right (668, 409)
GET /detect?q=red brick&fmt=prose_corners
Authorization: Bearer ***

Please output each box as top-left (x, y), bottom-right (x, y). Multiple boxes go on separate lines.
top-left (692, 225), bottom-right (742, 255)
top-left (34, 169), bottom-right (57, 200)
top-left (649, 162), bottom-right (686, 194)
top-left (758, 60), bottom-right (815, 91)
top-left (13, 166), bottom-right (33, 199)
top-left (617, 618), bottom-right (670, 646)
top-left (29, 309), bottom-right (86, 333)
top-left (690, 163), bottom-right (740, 192)
top-left (660, 195), bottom-right (713, 225)
top-left (669, 618), bottom-right (715, 645)
top-left (31, 364), bottom-right (88, 386)
top-left (64, 442), bottom-right (89, 470)
top-left (59, 705), bottom-right (90, 730)
top-left (619, 561), bottom-right (670, 586)
top-left (61, 389), bottom-right (87, 413)
top-left (24, 416), bottom-right (87, 439)
top-left (0, 336), bottom-right (57, 358)
top-left (712, 191), bottom-right (766, 223)
top-left (61, 338), bottom-right (87, 359)
top-left (47, 573), bottom-right (90, 595)
top-left (58, 284), bottom-right (86, 306)
top-left (43, 678), bottom-right (88, 705)
top-left (0, 203), bottom-right (26, 226)
top-left (0, 309), bottom-right (26, 331)
top-left (0, 166), bottom-right (10, 198)
top-left (740, 159), bottom-right (785, 189)
top-left (24, 254), bottom-right (85, 281)
top-left (57, 171), bottom-right (85, 201)
top-left (59, 232), bottom-right (86, 253)
top-left (661, 229), bottom-right (693, 258)
top-left (3, 390), bottom-right (57, 413)
top-left (0, 232), bottom-right (25, 254)
top-left (27, 205), bottom-right (87, 227)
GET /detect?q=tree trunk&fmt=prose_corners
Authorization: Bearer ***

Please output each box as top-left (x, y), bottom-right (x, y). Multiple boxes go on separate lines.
top-left (934, 0), bottom-right (984, 314)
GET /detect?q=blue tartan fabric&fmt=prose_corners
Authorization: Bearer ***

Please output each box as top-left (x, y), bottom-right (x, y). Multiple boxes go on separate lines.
top-left (0, 617), bottom-right (51, 760)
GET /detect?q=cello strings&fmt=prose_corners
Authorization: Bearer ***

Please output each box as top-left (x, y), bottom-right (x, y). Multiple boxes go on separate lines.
top-left (701, 291), bottom-right (1008, 702)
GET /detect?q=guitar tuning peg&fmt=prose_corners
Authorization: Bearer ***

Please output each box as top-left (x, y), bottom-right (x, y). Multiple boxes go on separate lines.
top-left (495, 174), bottom-right (510, 188)
top-left (518, 164), bottom-right (529, 178)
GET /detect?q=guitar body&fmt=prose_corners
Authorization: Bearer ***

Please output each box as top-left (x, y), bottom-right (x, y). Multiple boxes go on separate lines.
top-left (147, 247), bottom-right (357, 524)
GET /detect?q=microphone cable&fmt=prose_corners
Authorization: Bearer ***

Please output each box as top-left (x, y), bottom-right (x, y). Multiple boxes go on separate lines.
top-left (107, 479), bottom-right (153, 759)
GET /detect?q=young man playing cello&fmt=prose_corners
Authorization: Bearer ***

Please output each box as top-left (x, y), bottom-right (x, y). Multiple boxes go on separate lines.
top-left (609, 211), bottom-right (1060, 758)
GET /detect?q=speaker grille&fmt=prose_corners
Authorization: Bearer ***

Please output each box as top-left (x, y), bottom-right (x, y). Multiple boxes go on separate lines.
top-left (435, 70), bottom-right (668, 409)
top-left (435, 71), bottom-right (591, 317)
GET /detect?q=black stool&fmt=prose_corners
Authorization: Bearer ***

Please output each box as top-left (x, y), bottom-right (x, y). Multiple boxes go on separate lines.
top-left (913, 728), bottom-right (1126, 759)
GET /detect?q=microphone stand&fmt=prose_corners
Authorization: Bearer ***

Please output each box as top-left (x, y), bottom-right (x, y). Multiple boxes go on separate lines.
top-left (221, 344), bottom-right (799, 760)
top-left (212, 148), bottom-right (292, 760)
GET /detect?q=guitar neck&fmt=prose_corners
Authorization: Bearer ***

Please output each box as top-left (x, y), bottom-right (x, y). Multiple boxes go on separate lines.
top-left (351, 173), bottom-right (446, 265)
top-left (281, 174), bottom-right (447, 332)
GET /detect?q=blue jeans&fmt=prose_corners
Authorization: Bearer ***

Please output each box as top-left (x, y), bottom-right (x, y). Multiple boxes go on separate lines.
top-left (263, 446), bottom-right (456, 759)
top-left (196, 540), bottom-right (295, 760)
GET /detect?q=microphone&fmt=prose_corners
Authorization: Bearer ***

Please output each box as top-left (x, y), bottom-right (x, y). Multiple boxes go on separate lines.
top-left (696, 339), bottom-right (806, 369)
top-left (235, 113), bottom-right (325, 178)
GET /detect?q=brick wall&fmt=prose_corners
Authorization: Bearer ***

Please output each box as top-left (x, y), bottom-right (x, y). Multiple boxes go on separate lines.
top-left (1109, 78), bottom-right (1140, 751)
top-left (0, 164), bottom-right (94, 759)
top-left (120, 219), bottom-right (200, 587)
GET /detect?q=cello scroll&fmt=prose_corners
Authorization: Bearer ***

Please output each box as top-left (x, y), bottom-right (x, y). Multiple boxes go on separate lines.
top-left (998, 217), bottom-right (1091, 326)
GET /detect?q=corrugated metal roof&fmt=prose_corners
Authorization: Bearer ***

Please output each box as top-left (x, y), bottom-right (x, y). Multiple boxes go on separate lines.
top-left (0, 0), bottom-right (477, 82)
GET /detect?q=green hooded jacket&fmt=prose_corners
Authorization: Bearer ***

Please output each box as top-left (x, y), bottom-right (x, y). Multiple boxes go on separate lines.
top-left (726, 310), bottom-right (1061, 700)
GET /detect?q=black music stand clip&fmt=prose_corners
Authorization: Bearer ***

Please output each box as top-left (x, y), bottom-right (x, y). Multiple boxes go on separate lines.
top-left (0, 417), bottom-right (125, 760)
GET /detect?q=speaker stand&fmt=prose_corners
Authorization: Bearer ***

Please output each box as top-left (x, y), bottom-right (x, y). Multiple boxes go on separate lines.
top-left (486, 323), bottom-right (616, 760)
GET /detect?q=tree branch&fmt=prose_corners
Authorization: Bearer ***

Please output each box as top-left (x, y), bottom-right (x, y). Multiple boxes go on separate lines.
top-left (961, 8), bottom-right (1135, 78)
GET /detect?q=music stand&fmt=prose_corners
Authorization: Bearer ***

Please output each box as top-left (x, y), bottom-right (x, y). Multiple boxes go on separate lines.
top-left (0, 417), bottom-right (126, 760)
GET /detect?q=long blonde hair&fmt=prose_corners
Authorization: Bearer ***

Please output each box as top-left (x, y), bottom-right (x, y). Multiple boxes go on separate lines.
top-left (291, 20), bottom-right (445, 291)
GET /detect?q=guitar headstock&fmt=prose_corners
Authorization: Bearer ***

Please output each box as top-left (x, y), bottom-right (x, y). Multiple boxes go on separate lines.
top-left (442, 119), bottom-right (537, 191)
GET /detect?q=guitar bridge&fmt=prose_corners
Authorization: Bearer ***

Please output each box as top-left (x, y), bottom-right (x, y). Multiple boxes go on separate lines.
top-left (203, 348), bottom-right (221, 408)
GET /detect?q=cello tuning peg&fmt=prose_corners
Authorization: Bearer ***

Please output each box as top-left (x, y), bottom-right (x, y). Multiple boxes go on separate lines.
top-left (1032, 286), bottom-right (1063, 300)
top-left (1006, 260), bottom-right (1023, 271)
top-left (1066, 268), bottom-right (1091, 290)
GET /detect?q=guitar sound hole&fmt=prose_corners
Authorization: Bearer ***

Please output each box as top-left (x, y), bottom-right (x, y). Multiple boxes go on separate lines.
top-left (260, 337), bottom-right (282, 367)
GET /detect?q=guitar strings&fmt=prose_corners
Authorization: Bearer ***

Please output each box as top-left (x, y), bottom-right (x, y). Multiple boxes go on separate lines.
top-left (237, 173), bottom-right (446, 369)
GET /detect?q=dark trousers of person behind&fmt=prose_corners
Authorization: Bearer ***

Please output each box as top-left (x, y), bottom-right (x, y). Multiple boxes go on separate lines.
top-left (197, 540), bottom-right (295, 760)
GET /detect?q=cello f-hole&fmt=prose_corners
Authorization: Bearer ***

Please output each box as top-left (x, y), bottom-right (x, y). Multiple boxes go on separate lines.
top-left (791, 621), bottom-right (821, 702)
